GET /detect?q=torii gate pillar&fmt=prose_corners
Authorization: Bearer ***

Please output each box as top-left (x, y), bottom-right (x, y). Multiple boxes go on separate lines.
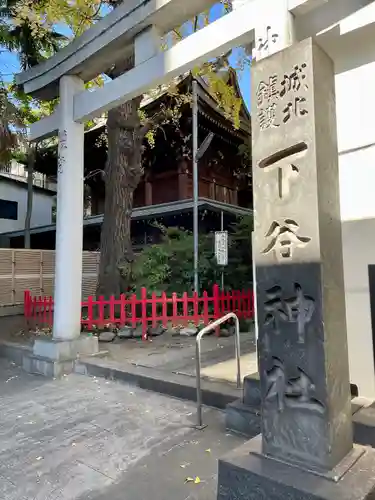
top-left (24, 76), bottom-right (98, 377)
top-left (53, 75), bottom-right (85, 341)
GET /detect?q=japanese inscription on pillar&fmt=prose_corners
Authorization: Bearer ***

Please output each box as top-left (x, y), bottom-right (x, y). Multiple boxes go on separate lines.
top-left (252, 39), bottom-right (353, 471)
top-left (256, 25), bottom-right (279, 60)
top-left (58, 129), bottom-right (68, 174)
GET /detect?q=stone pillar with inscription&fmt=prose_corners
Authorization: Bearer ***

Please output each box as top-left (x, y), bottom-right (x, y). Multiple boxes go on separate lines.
top-left (217, 38), bottom-right (375, 500)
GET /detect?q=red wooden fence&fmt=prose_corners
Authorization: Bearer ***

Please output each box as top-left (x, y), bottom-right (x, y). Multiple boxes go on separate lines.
top-left (24, 285), bottom-right (254, 340)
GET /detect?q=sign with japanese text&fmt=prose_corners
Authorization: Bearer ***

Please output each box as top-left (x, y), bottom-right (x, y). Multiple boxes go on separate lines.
top-left (215, 231), bottom-right (228, 266)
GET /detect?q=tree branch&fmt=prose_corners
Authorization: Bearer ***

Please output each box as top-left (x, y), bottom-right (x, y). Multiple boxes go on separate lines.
top-left (139, 106), bottom-right (176, 139)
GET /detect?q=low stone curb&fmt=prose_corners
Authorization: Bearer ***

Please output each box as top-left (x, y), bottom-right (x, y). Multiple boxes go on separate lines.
top-left (75, 356), bottom-right (242, 410)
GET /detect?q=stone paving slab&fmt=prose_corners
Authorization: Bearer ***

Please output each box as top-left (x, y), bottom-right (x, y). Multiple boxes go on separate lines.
top-left (104, 328), bottom-right (256, 376)
top-left (77, 355), bottom-right (243, 410)
top-left (201, 352), bottom-right (258, 384)
top-left (0, 360), bottom-right (245, 500)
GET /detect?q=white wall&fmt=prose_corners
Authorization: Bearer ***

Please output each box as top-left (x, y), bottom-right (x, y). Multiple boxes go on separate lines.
top-left (342, 219), bottom-right (375, 399)
top-left (336, 61), bottom-right (375, 221)
top-left (331, 13), bottom-right (375, 399)
top-left (0, 179), bottom-right (54, 234)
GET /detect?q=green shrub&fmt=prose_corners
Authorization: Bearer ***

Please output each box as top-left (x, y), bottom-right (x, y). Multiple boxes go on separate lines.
top-left (130, 216), bottom-right (253, 295)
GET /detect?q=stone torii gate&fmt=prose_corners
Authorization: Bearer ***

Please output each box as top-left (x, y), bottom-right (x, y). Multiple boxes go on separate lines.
top-left (16, 0), bottom-right (375, 393)
top-left (16, 0), bottom-right (375, 498)
top-left (18, 0), bottom-right (375, 401)
top-left (16, 0), bottom-right (339, 368)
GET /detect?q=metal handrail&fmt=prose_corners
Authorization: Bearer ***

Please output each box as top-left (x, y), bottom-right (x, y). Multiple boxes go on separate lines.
top-left (195, 312), bottom-right (241, 428)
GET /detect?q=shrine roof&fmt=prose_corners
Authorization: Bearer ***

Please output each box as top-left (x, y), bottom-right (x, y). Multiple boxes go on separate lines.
top-left (1, 198), bottom-right (252, 239)
top-left (101, 70), bottom-right (250, 136)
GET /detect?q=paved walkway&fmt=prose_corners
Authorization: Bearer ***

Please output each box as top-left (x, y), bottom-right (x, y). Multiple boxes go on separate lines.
top-left (102, 327), bottom-right (257, 383)
top-left (0, 315), bottom-right (257, 385)
top-left (201, 351), bottom-right (258, 383)
top-left (0, 360), bottom-right (245, 500)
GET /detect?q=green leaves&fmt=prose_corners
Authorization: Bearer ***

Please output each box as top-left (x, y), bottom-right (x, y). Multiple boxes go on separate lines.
top-left (1, 1), bottom-right (68, 70)
top-left (0, 84), bottom-right (26, 164)
top-left (0, 0), bottom-right (67, 163)
top-left (9, 0), bottom-right (104, 37)
top-left (130, 217), bottom-right (253, 295)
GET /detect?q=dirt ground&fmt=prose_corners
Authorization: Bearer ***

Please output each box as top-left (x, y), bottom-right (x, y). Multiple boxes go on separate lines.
top-left (0, 314), bottom-right (40, 345)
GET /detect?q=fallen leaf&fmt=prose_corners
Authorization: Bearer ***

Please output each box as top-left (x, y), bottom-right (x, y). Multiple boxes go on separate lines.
top-left (185, 476), bottom-right (201, 484)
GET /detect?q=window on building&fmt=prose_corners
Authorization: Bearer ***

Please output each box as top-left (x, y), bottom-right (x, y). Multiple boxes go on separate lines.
top-left (0, 199), bottom-right (18, 220)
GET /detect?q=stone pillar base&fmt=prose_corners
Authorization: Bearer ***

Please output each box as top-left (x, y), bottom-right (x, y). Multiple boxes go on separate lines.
top-left (217, 435), bottom-right (375, 499)
top-left (23, 335), bottom-right (98, 378)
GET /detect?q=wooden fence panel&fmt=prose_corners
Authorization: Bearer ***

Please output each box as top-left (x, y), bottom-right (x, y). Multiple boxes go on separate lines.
top-left (42, 251), bottom-right (55, 274)
top-left (82, 252), bottom-right (100, 300)
top-left (0, 250), bottom-right (13, 305)
top-left (0, 248), bottom-right (99, 306)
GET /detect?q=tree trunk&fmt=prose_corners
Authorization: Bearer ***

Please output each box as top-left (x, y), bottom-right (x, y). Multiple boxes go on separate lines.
top-left (24, 143), bottom-right (36, 249)
top-left (97, 97), bottom-right (143, 297)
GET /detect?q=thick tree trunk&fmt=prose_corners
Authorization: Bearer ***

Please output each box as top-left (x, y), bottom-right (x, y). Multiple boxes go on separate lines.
top-left (97, 97), bottom-right (143, 297)
top-left (25, 143), bottom-right (36, 249)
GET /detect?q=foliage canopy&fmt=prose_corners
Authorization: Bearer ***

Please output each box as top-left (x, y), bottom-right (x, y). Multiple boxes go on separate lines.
top-left (130, 215), bottom-right (253, 295)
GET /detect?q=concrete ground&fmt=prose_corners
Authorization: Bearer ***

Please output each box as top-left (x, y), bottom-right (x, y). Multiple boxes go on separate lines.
top-left (0, 314), bottom-right (34, 344)
top-left (103, 327), bottom-right (257, 384)
top-left (0, 359), bottom-right (246, 500)
top-left (201, 352), bottom-right (258, 384)
top-left (0, 315), bottom-right (257, 385)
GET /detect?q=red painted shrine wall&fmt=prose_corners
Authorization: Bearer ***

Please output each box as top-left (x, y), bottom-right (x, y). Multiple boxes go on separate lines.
top-left (91, 159), bottom-right (245, 215)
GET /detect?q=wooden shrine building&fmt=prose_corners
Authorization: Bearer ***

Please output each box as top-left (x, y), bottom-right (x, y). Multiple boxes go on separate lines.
top-left (2, 71), bottom-right (252, 250)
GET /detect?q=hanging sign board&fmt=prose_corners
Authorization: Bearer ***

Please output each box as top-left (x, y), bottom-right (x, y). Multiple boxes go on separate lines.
top-left (215, 231), bottom-right (228, 266)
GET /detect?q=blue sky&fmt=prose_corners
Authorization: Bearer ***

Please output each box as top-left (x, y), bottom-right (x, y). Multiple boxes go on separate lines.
top-left (0, 2), bottom-right (251, 109)
top-left (231, 50), bottom-right (251, 109)
top-left (191, 2), bottom-right (251, 108)
top-left (0, 49), bottom-right (18, 83)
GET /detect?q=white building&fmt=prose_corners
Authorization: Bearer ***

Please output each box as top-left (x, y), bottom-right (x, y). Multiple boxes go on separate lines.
top-left (0, 172), bottom-right (56, 234)
top-left (0, 160), bottom-right (57, 191)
